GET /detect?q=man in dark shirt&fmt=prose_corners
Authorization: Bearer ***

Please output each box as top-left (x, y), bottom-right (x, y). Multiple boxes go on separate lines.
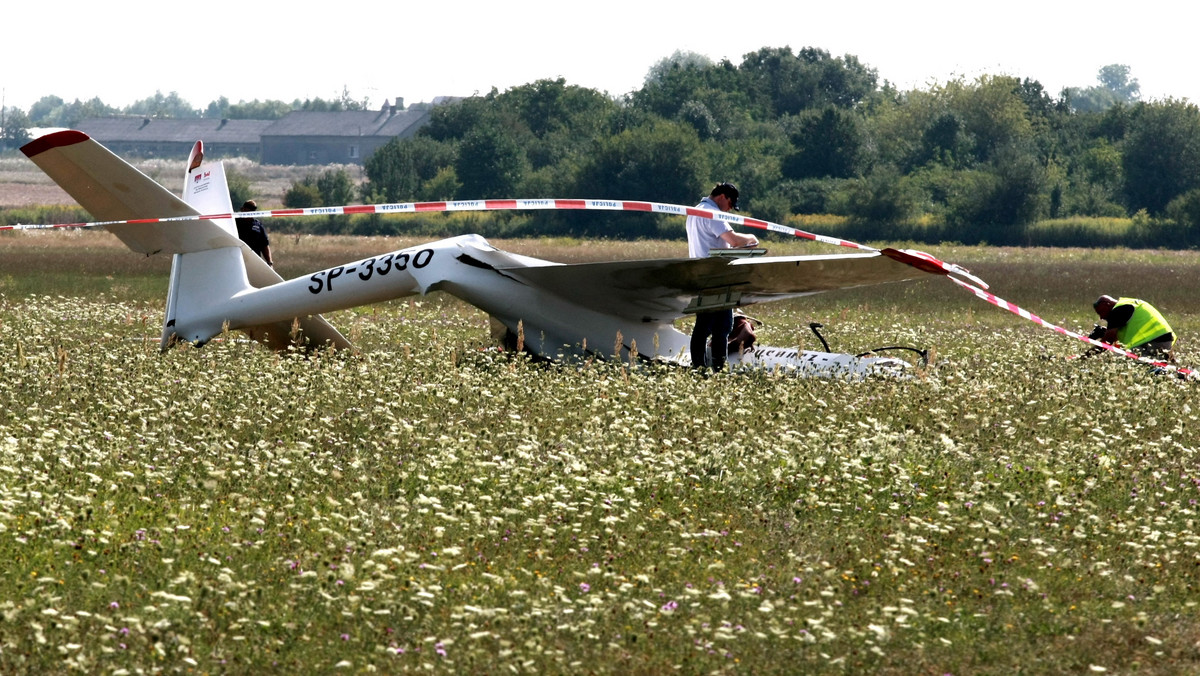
top-left (1091, 295), bottom-right (1175, 358)
top-left (235, 200), bottom-right (274, 267)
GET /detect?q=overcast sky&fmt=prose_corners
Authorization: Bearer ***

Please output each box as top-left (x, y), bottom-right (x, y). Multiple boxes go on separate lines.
top-left (5, 1), bottom-right (1193, 113)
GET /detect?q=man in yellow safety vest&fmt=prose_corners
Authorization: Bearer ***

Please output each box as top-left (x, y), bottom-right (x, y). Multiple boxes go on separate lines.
top-left (1091, 295), bottom-right (1175, 359)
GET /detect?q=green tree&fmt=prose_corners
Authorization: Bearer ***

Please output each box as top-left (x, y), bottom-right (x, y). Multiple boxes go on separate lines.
top-left (949, 75), bottom-right (1036, 163)
top-left (1122, 99), bottom-right (1200, 214)
top-left (225, 168), bottom-right (254, 209)
top-left (631, 53), bottom-right (747, 140)
top-left (204, 97), bottom-right (293, 120)
top-left (573, 119), bottom-right (708, 203)
top-left (1080, 139), bottom-right (1123, 191)
top-left (282, 169), bottom-right (356, 209)
top-left (502, 78), bottom-right (614, 138)
top-left (363, 136), bottom-right (456, 202)
top-left (739, 46), bottom-right (878, 117)
top-left (455, 126), bottom-right (528, 199)
top-left (841, 166), bottom-right (920, 226)
top-left (1, 108), bottom-right (31, 149)
top-left (283, 182), bottom-right (322, 208)
top-left (868, 89), bottom-right (940, 170)
top-left (420, 167), bottom-right (462, 202)
top-left (316, 169), bottom-right (356, 207)
top-left (780, 106), bottom-right (865, 179)
top-left (35, 97), bottom-right (118, 127)
top-left (916, 112), bottom-right (970, 168)
top-left (1061, 138), bottom-right (1126, 216)
top-left (943, 145), bottom-right (1047, 241)
top-left (1164, 188), bottom-right (1200, 245)
top-left (644, 50), bottom-right (715, 87)
top-left (570, 119), bottom-right (709, 236)
top-left (634, 51), bottom-right (722, 118)
top-left (870, 76), bottom-right (1036, 171)
top-left (27, 96), bottom-right (64, 126)
top-left (424, 96), bottom-right (494, 142)
top-left (497, 79), bottom-right (620, 168)
top-left (678, 100), bottom-right (720, 140)
top-left (1097, 64), bottom-right (1140, 102)
top-left (296, 89), bottom-right (370, 113)
top-left (126, 91), bottom-right (200, 118)
top-left (1065, 64), bottom-right (1141, 113)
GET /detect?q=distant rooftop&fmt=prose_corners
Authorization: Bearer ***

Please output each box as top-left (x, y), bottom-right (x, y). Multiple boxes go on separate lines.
top-left (261, 108), bottom-right (428, 137)
top-left (77, 117), bottom-right (274, 144)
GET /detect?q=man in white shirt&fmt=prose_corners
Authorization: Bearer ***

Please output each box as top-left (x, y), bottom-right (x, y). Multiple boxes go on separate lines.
top-left (685, 182), bottom-right (759, 370)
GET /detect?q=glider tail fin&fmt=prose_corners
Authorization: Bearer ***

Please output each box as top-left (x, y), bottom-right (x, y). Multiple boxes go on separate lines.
top-left (160, 141), bottom-right (250, 349)
top-left (21, 131), bottom-right (350, 352)
top-left (164, 141), bottom-right (353, 351)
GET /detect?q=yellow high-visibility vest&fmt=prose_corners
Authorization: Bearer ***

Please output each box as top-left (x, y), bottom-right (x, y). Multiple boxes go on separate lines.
top-left (1114, 298), bottom-right (1172, 348)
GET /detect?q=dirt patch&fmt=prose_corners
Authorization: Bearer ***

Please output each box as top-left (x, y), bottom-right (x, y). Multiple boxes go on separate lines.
top-left (1, 159), bottom-right (363, 209)
top-left (0, 182), bottom-right (74, 207)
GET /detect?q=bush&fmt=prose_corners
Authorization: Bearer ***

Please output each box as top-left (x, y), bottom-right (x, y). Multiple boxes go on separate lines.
top-left (283, 182), bottom-right (322, 208)
top-left (1165, 187), bottom-right (1200, 243)
top-left (771, 178), bottom-right (847, 215)
top-left (283, 168), bottom-right (356, 209)
top-left (225, 168), bottom-right (254, 208)
top-left (840, 167), bottom-right (920, 226)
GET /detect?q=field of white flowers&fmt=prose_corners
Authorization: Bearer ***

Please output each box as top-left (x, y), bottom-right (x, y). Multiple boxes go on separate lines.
top-left (1, 234), bottom-right (1199, 674)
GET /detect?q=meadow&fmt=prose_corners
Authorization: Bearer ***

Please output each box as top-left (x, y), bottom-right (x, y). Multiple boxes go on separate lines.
top-left (1, 230), bottom-right (1199, 674)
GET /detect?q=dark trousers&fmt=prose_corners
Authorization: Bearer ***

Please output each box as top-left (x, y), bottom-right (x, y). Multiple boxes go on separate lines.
top-left (691, 309), bottom-right (734, 370)
top-left (1135, 333), bottom-right (1175, 359)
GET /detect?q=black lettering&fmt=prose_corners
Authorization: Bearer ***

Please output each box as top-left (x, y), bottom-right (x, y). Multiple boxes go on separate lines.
top-left (327, 266), bottom-right (344, 292)
top-left (396, 253), bottom-right (410, 270)
top-left (358, 259), bottom-right (374, 281)
top-left (377, 253), bottom-right (393, 275)
top-left (308, 272), bottom-right (324, 294)
top-left (413, 249), bottom-right (434, 268)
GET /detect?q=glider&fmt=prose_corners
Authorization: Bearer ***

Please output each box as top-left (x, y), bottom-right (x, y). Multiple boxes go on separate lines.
top-left (22, 130), bottom-right (962, 377)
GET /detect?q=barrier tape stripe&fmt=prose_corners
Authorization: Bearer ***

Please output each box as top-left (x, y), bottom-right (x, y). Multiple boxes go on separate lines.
top-left (948, 276), bottom-right (1195, 378)
top-left (1, 197), bottom-right (993, 286)
top-left (0, 198), bottom-right (874, 251)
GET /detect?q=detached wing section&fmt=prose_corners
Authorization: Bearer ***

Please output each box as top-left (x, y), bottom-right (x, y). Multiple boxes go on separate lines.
top-left (21, 131), bottom-right (238, 255)
top-left (495, 252), bottom-right (927, 322)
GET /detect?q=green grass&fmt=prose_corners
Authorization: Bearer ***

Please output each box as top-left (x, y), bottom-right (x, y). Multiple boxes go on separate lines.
top-left (1, 233), bottom-right (1199, 673)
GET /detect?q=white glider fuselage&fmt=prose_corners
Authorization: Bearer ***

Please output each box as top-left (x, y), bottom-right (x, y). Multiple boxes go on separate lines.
top-left (181, 234), bottom-right (693, 362)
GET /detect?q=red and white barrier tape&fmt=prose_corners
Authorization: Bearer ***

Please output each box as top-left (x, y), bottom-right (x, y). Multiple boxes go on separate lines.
top-left (4, 196), bottom-right (1190, 377)
top-left (948, 276), bottom-right (1194, 379)
top-left (0, 198), bottom-right (988, 287)
top-left (3, 197), bottom-right (878, 249)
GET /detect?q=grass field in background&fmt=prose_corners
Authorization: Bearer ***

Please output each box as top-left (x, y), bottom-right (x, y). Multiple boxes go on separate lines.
top-left (1, 231), bottom-right (1199, 674)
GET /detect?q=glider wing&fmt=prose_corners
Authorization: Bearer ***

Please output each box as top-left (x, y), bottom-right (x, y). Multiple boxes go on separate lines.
top-left (21, 131), bottom-right (239, 255)
top-left (495, 252), bottom-right (927, 321)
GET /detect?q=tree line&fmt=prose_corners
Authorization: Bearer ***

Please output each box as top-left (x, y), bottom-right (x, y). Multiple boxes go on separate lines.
top-left (295, 52), bottom-right (1200, 246)
top-left (0, 86), bottom-right (375, 142)
top-left (5, 49), bottom-right (1200, 246)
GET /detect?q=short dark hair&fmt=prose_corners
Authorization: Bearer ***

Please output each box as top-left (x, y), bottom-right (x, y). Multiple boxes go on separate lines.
top-left (710, 182), bottom-right (739, 210)
top-left (241, 200), bottom-right (257, 211)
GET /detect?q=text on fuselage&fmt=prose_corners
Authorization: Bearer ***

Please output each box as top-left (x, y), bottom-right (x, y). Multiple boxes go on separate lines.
top-left (308, 248), bottom-right (434, 294)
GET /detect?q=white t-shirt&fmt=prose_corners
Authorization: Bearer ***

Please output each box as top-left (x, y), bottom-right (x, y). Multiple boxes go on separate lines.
top-left (685, 196), bottom-right (732, 258)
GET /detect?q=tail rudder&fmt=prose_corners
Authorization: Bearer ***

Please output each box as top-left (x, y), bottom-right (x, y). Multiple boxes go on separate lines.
top-left (166, 142), bottom-right (351, 351)
top-left (24, 131), bottom-right (352, 352)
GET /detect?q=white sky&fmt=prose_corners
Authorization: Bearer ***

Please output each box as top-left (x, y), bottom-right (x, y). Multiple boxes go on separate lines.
top-left (4, 1), bottom-right (1194, 113)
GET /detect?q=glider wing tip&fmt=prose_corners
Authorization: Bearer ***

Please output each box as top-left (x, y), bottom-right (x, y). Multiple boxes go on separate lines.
top-left (20, 130), bottom-right (91, 158)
